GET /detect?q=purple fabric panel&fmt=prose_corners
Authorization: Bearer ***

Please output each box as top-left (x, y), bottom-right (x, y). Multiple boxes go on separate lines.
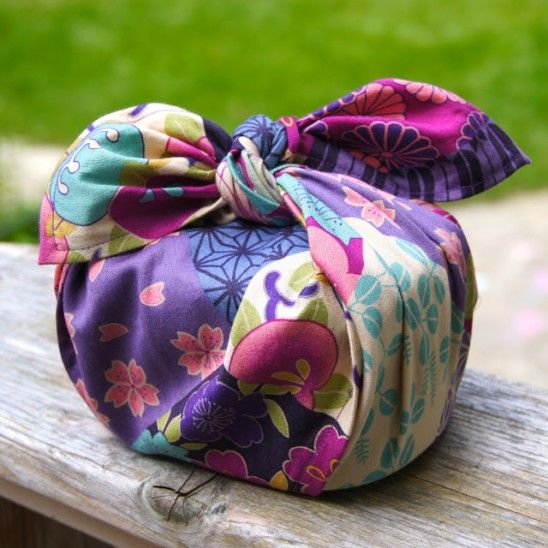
top-left (57, 231), bottom-right (230, 444)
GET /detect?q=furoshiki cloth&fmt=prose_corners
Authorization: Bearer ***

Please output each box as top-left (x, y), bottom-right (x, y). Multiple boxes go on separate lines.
top-left (39, 78), bottom-right (529, 495)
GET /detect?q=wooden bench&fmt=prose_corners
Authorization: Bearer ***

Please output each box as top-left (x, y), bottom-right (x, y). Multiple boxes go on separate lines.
top-left (1, 243), bottom-right (547, 546)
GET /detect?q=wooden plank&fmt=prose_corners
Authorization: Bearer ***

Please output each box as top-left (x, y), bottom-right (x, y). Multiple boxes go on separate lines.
top-left (0, 243), bottom-right (547, 547)
top-left (0, 495), bottom-right (109, 548)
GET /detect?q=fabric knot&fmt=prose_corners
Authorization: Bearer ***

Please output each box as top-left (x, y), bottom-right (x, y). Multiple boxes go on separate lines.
top-left (215, 115), bottom-right (296, 226)
top-left (232, 115), bottom-right (288, 169)
top-left (37, 79), bottom-right (530, 264)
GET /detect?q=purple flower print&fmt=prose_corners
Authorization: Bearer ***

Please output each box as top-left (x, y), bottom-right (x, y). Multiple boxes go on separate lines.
top-left (339, 122), bottom-right (438, 173)
top-left (457, 111), bottom-right (489, 150)
top-left (181, 377), bottom-right (267, 448)
top-left (283, 425), bottom-right (348, 495)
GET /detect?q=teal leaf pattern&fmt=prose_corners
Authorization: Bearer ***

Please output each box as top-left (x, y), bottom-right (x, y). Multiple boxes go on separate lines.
top-left (355, 275), bottom-right (382, 305)
top-left (364, 470), bottom-right (387, 484)
top-left (396, 239), bottom-right (429, 266)
top-left (387, 333), bottom-right (402, 356)
top-left (354, 409), bottom-right (375, 465)
top-left (399, 435), bottom-right (415, 467)
top-left (379, 388), bottom-right (399, 416)
top-left (363, 306), bottom-right (383, 337)
top-left (381, 438), bottom-right (400, 469)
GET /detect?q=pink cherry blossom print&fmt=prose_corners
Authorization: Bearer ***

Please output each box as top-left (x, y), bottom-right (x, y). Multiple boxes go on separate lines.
top-left (343, 186), bottom-right (397, 227)
top-left (140, 282), bottom-right (165, 306)
top-left (99, 323), bottom-right (129, 342)
top-left (435, 228), bottom-right (467, 279)
top-left (104, 359), bottom-right (159, 417)
top-left (170, 324), bottom-right (225, 379)
top-left (228, 319), bottom-right (338, 409)
top-left (75, 379), bottom-right (109, 425)
top-left (88, 258), bottom-right (105, 282)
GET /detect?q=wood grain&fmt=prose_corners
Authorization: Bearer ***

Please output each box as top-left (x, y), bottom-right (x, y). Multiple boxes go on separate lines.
top-left (0, 243), bottom-right (547, 547)
top-left (0, 496), bottom-right (109, 548)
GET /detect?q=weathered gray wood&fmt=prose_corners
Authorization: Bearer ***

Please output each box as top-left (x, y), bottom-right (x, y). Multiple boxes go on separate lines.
top-left (0, 243), bottom-right (547, 547)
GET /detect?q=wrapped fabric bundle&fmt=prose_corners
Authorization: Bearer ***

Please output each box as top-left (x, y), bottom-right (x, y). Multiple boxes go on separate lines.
top-left (39, 78), bottom-right (528, 495)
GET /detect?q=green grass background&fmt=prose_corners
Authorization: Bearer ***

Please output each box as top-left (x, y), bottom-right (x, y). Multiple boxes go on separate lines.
top-left (1, 0), bottom-right (546, 240)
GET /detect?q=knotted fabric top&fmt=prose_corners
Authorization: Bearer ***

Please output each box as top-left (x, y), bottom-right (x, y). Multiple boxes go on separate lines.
top-left (39, 78), bottom-right (529, 264)
top-left (43, 78), bottom-right (529, 496)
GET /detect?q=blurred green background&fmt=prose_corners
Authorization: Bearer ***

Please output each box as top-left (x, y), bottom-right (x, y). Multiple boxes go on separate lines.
top-left (1, 0), bottom-right (545, 242)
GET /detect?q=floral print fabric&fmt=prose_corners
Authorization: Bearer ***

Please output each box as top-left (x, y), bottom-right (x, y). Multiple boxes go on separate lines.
top-left (40, 78), bottom-right (528, 495)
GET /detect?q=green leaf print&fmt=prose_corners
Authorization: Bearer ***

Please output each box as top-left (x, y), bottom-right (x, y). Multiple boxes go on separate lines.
top-left (265, 399), bottom-right (289, 438)
top-left (288, 261), bottom-right (315, 293)
top-left (313, 373), bottom-right (353, 410)
top-left (230, 298), bottom-right (261, 346)
top-left (165, 112), bottom-right (206, 146)
top-left (108, 224), bottom-right (145, 256)
top-left (298, 298), bottom-right (329, 325)
top-left (156, 411), bottom-right (170, 432)
top-left (164, 414), bottom-right (182, 443)
top-left (181, 442), bottom-right (207, 451)
top-left (238, 380), bottom-right (259, 395)
top-left (67, 250), bottom-right (88, 262)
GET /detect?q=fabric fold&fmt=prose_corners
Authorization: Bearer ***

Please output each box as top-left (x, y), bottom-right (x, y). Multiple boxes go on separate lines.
top-left (39, 78), bottom-right (528, 264)
top-left (41, 78), bottom-right (528, 496)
